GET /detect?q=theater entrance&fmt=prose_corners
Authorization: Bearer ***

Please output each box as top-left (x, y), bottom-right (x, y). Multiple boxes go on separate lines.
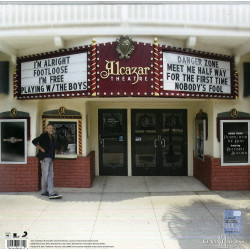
top-left (131, 109), bottom-right (187, 176)
top-left (98, 109), bottom-right (127, 176)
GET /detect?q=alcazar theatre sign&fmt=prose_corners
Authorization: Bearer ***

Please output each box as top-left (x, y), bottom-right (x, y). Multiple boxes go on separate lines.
top-left (14, 36), bottom-right (238, 100)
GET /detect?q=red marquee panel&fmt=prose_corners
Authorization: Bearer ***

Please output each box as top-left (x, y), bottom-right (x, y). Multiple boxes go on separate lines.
top-left (96, 42), bottom-right (154, 97)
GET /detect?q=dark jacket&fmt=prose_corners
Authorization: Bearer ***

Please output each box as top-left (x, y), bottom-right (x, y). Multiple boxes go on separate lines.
top-left (32, 132), bottom-right (55, 160)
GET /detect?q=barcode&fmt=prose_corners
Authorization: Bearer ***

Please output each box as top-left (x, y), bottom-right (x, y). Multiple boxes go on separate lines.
top-left (6, 240), bottom-right (27, 249)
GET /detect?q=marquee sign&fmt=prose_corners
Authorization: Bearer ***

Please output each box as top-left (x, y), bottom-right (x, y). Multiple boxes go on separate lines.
top-left (14, 46), bottom-right (91, 99)
top-left (160, 46), bottom-right (238, 99)
top-left (96, 41), bottom-right (154, 97)
top-left (14, 38), bottom-right (238, 100)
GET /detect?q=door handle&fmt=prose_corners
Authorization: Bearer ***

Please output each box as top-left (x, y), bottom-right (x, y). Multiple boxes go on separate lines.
top-left (161, 138), bottom-right (166, 147)
top-left (100, 139), bottom-right (105, 147)
top-left (154, 138), bottom-right (158, 148)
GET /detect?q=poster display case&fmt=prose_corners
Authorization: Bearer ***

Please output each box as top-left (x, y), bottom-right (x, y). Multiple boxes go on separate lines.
top-left (42, 107), bottom-right (82, 158)
top-left (194, 119), bottom-right (206, 160)
top-left (49, 121), bottom-right (78, 157)
top-left (194, 110), bottom-right (207, 161)
top-left (220, 120), bottom-right (250, 166)
top-left (0, 119), bottom-right (27, 164)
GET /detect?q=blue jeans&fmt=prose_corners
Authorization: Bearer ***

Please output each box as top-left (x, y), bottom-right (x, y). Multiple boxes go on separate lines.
top-left (40, 157), bottom-right (54, 195)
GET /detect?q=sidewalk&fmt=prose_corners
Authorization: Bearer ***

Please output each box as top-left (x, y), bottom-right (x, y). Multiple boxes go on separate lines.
top-left (0, 176), bottom-right (249, 249)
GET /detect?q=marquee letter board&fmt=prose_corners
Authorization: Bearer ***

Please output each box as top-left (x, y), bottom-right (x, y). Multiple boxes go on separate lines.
top-left (160, 46), bottom-right (238, 99)
top-left (14, 46), bottom-right (91, 99)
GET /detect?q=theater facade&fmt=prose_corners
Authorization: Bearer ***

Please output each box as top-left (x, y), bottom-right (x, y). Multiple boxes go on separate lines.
top-left (0, 4), bottom-right (250, 192)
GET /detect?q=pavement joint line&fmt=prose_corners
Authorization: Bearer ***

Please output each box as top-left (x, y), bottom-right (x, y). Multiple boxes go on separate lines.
top-left (143, 176), bottom-right (166, 249)
top-left (89, 176), bottom-right (107, 241)
top-left (195, 191), bottom-right (224, 230)
top-left (102, 176), bottom-right (108, 193)
top-left (23, 196), bottom-right (50, 236)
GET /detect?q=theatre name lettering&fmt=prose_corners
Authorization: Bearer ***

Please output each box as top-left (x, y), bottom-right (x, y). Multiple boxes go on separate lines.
top-left (100, 60), bottom-right (150, 85)
top-left (163, 52), bottom-right (231, 94)
top-left (21, 53), bottom-right (87, 95)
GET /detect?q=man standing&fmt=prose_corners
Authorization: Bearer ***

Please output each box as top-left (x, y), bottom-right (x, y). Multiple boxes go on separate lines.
top-left (32, 123), bottom-right (62, 199)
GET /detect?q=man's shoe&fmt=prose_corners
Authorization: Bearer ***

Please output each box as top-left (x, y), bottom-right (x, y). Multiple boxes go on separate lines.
top-left (41, 191), bottom-right (49, 196)
top-left (49, 193), bottom-right (62, 199)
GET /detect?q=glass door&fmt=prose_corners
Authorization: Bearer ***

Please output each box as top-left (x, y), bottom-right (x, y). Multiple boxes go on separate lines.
top-left (131, 109), bottom-right (187, 176)
top-left (131, 111), bottom-right (158, 175)
top-left (160, 110), bottom-right (187, 176)
top-left (98, 109), bottom-right (127, 176)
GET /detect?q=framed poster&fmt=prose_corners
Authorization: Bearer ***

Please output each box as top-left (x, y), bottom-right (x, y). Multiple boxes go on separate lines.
top-left (220, 120), bottom-right (250, 166)
top-left (42, 107), bottom-right (82, 157)
top-left (0, 119), bottom-right (27, 164)
top-left (46, 120), bottom-right (78, 158)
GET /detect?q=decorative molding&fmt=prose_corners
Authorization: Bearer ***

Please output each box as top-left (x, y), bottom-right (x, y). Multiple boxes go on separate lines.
top-left (43, 108), bottom-right (81, 117)
top-left (153, 38), bottom-right (159, 96)
top-left (78, 119), bottom-right (82, 155)
top-left (91, 38), bottom-right (97, 96)
top-left (116, 35), bottom-right (134, 59)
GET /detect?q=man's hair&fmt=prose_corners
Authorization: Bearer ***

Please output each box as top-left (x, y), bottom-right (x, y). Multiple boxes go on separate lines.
top-left (47, 123), bottom-right (54, 127)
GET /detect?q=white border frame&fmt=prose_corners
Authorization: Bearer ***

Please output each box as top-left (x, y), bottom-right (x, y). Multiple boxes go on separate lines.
top-left (220, 120), bottom-right (250, 166)
top-left (0, 119), bottom-right (27, 164)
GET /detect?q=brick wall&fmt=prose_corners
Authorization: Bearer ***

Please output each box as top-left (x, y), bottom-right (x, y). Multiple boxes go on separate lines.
top-left (194, 154), bottom-right (250, 190)
top-left (193, 156), bottom-right (212, 189)
top-left (0, 152), bottom-right (95, 192)
top-left (53, 151), bottom-right (95, 188)
top-left (0, 157), bottom-right (39, 192)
